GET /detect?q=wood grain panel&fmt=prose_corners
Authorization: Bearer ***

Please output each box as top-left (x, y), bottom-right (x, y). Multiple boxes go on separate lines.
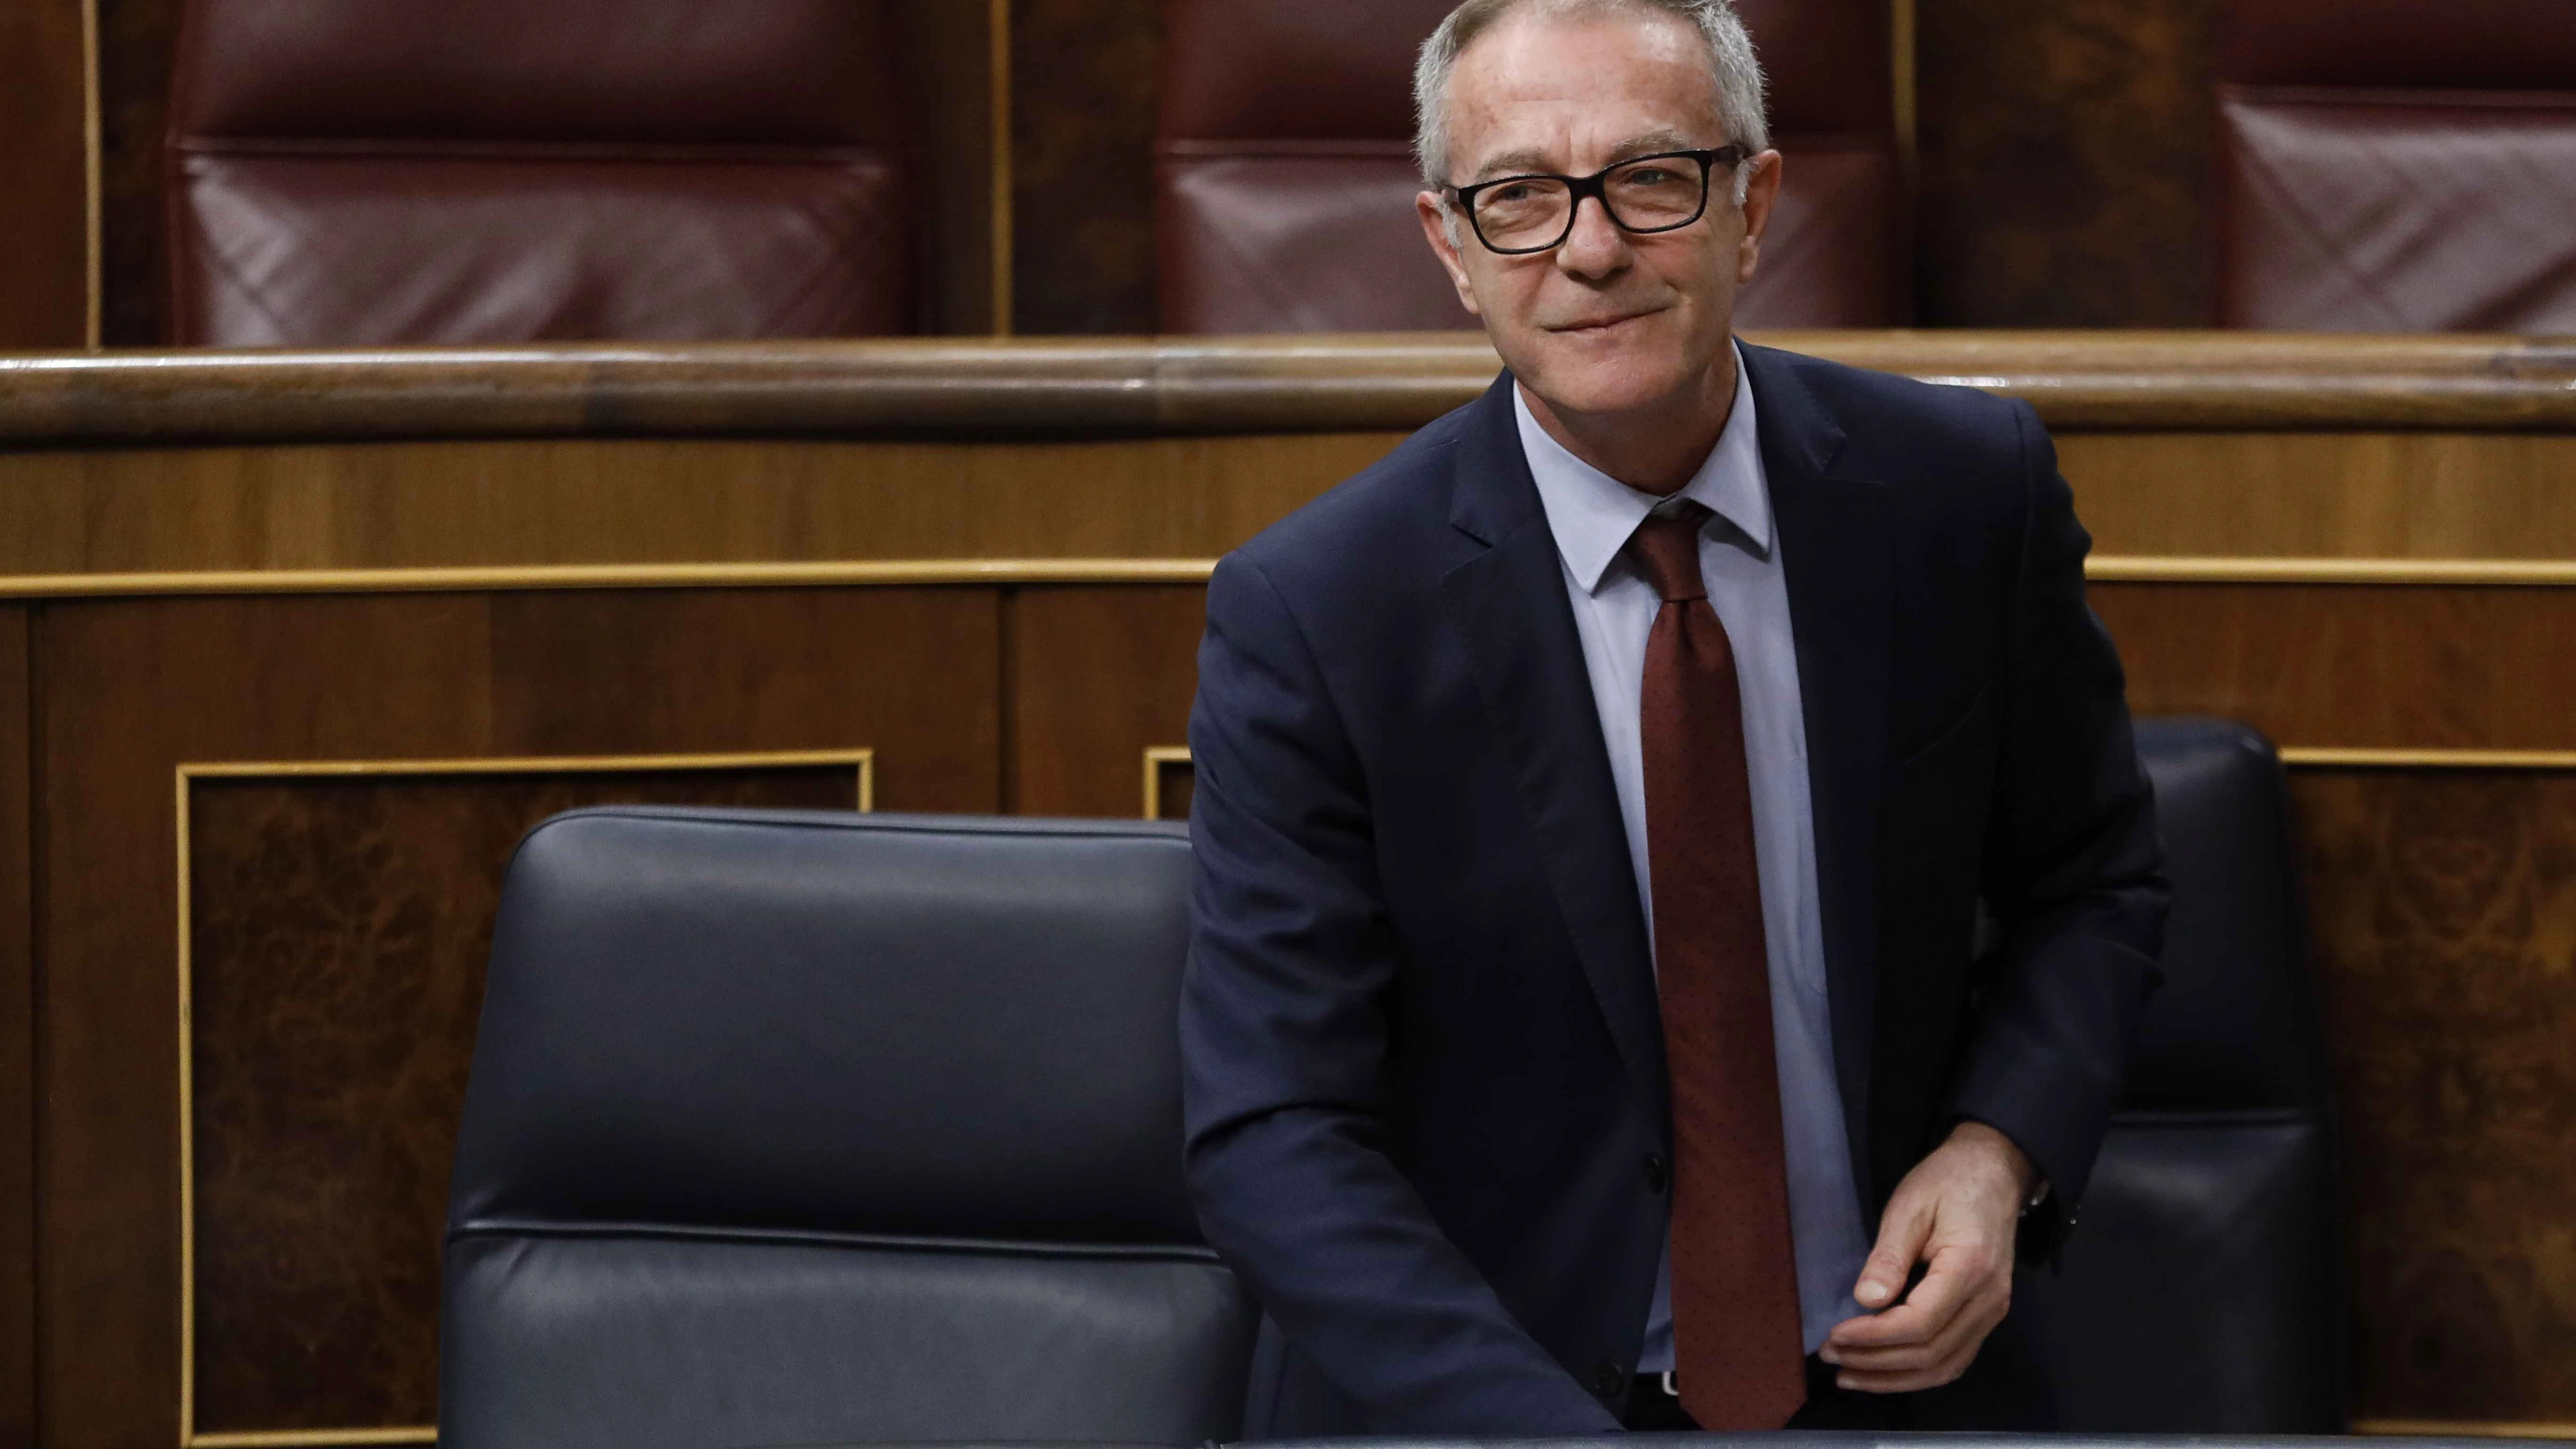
top-left (0, 608), bottom-right (31, 1448)
top-left (1007, 0), bottom-right (1160, 334)
top-left (36, 588), bottom-right (998, 1449)
top-left (890, 0), bottom-right (1003, 335)
top-left (7, 427), bottom-right (2573, 587)
top-left (2061, 434), bottom-right (2576, 562)
top-left (2291, 767), bottom-right (2576, 1422)
top-left (2092, 584), bottom-right (2576, 752)
top-left (1009, 587), bottom-right (1205, 817)
top-left (1915, 0), bottom-right (2217, 327)
top-left (0, 0), bottom-right (92, 349)
top-left (0, 435), bottom-right (1401, 578)
top-left (185, 765), bottom-right (863, 1435)
top-left (97, 0), bottom-right (180, 346)
top-left (484, 589), bottom-right (1001, 813)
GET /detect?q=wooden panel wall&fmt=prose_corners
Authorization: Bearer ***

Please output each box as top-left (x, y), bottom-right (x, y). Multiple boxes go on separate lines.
top-left (2294, 768), bottom-right (2576, 1422)
top-left (1007, 0), bottom-right (1162, 336)
top-left (96, 0), bottom-right (176, 347)
top-left (36, 590), bottom-right (998, 1449)
top-left (1913, 0), bottom-right (2220, 328)
top-left (186, 763), bottom-right (866, 1435)
top-left (0, 0), bottom-right (91, 349)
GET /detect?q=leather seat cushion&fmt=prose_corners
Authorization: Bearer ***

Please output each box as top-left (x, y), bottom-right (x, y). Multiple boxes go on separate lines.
top-left (170, 149), bottom-right (910, 346)
top-left (440, 1229), bottom-right (1257, 1449)
top-left (2221, 89), bottom-right (2576, 331)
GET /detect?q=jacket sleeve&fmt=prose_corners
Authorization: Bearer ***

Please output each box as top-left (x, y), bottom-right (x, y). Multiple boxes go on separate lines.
top-left (1179, 550), bottom-right (1622, 1433)
top-left (1944, 400), bottom-right (2172, 1254)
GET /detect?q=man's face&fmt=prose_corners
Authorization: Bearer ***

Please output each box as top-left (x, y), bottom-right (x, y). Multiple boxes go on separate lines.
top-left (1416, 7), bottom-right (1781, 422)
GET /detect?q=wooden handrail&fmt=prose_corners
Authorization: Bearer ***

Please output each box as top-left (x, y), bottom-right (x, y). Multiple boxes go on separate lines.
top-left (3, 331), bottom-right (2573, 443)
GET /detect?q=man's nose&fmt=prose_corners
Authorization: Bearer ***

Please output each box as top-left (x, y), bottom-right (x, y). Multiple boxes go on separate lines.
top-left (1554, 194), bottom-right (1631, 278)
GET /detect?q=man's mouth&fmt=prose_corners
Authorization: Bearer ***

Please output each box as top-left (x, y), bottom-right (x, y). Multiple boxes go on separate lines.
top-left (1548, 308), bottom-right (1659, 334)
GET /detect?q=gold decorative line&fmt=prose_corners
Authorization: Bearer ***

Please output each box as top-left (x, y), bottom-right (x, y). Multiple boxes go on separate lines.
top-left (2281, 748), bottom-right (2576, 770)
top-left (1142, 745), bottom-right (1191, 820)
top-left (12, 554), bottom-right (2576, 599)
top-left (2085, 556), bottom-right (2576, 586)
top-left (176, 749), bottom-right (872, 1447)
top-left (176, 767), bottom-right (196, 1445)
top-left (0, 557), bottom-right (1224, 599)
top-left (14, 554), bottom-right (2576, 601)
top-left (191, 1429), bottom-right (439, 1448)
top-left (178, 749), bottom-right (876, 786)
top-left (2355, 1419), bottom-right (2576, 1441)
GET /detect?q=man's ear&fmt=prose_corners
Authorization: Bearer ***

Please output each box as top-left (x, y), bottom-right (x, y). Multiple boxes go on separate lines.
top-left (1417, 192), bottom-right (1484, 319)
top-left (1734, 149), bottom-right (1785, 285)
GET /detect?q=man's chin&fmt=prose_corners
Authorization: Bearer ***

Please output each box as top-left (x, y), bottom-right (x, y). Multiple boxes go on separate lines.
top-left (1518, 346), bottom-right (1690, 420)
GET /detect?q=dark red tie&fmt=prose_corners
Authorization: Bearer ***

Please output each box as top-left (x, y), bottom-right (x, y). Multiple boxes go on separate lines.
top-left (1630, 502), bottom-right (1807, 1430)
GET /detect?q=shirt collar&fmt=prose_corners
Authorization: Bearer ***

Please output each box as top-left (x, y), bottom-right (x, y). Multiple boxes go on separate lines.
top-left (1515, 340), bottom-right (1771, 595)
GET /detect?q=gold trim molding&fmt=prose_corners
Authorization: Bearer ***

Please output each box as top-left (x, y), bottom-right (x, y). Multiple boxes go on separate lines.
top-left (2, 557), bottom-right (1223, 600)
top-left (2281, 748), bottom-right (2576, 770)
top-left (8, 553), bottom-right (2576, 601)
top-left (2357, 1419), bottom-right (2576, 1441)
top-left (2087, 556), bottom-right (2576, 587)
top-left (175, 749), bottom-right (873, 1449)
top-left (191, 1431), bottom-right (439, 1449)
top-left (1142, 745), bottom-right (1192, 821)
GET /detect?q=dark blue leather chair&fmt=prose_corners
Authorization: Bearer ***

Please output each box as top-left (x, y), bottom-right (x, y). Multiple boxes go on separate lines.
top-left (438, 810), bottom-right (1255, 1449)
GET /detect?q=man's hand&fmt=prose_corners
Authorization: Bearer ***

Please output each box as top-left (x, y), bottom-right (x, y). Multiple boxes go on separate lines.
top-left (1819, 1120), bottom-right (2036, 1393)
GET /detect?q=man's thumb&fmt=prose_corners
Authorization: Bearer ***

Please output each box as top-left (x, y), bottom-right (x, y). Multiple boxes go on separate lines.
top-left (1855, 1200), bottom-right (1930, 1308)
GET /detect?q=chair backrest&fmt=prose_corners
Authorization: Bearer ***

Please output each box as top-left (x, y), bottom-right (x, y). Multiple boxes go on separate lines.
top-left (164, 0), bottom-right (914, 345)
top-left (2216, 0), bottom-right (2576, 330)
top-left (2019, 717), bottom-right (2345, 1431)
top-left (1154, 0), bottom-right (1903, 333)
top-left (438, 809), bottom-right (1255, 1449)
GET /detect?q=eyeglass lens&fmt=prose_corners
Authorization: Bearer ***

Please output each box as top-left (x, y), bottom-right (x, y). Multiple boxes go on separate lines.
top-left (1472, 155), bottom-right (1708, 250)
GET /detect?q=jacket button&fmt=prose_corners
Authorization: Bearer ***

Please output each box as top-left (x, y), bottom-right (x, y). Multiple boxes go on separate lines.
top-left (1643, 1153), bottom-right (1669, 1194)
top-left (1592, 1360), bottom-right (1627, 1397)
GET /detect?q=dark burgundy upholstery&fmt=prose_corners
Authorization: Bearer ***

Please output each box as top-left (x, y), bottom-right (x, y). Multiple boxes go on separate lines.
top-left (1156, 0), bottom-right (1903, 333)
top-left (2217, 0), bottom-right (2576, 331)
top-left (165, 0), bottom-right (913, 345)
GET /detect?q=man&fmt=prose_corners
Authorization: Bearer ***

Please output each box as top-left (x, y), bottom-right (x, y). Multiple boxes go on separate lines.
top-left (1179, 0), bottom-right (2167, 1434)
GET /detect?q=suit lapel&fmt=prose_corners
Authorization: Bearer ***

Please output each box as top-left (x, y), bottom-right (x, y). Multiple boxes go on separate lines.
top-left (1438, 375), bottom-right (1669, 1125)
top-left (1743, 344), bottom-right (1895, 1206)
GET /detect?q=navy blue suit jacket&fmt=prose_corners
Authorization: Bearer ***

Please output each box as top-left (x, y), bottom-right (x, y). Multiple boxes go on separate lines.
top-left (1179, 344), bottom-right (2169, 1434)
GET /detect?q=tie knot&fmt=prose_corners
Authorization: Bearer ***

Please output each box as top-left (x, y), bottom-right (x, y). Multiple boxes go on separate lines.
top-left (1628, 501), bottom-right (1711, 602)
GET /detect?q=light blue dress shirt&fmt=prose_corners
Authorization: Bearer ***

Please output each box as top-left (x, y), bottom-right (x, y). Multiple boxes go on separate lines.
top-left (1513, 346), bottom-right (1869, 1368)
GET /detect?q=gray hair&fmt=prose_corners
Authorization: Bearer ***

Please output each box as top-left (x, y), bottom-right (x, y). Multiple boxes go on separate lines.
top-left (1412, 0), bottom-right (1769, 215)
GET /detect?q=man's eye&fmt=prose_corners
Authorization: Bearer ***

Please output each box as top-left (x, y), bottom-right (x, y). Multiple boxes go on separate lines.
top-left (1621, 168), bottom-right (1678, 186)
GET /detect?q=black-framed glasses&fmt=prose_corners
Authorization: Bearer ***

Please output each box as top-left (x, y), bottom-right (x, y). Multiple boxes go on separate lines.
top-left (1446, 146), bottom-right (1746, 255)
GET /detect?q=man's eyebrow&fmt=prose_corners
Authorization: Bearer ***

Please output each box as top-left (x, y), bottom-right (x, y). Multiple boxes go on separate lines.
top-left (1605, 129), bottom-right (1699, 161)
top-left (1464, 129), bottom-right (1708, 184)
top-left (1468, 149), bottom-right (1556, 183)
